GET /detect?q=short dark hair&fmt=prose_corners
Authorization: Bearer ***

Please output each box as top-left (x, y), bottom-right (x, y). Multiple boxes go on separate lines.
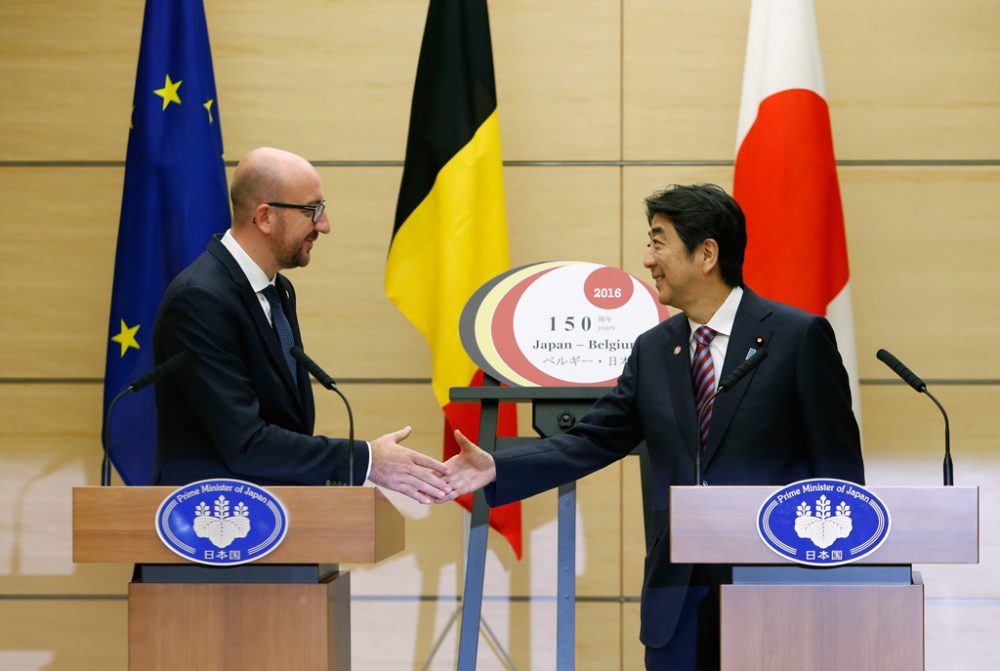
top-left (644, 183), bottom-right (746, 287)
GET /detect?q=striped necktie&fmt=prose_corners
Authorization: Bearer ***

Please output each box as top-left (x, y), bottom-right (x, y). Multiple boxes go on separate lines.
top-left (261, 285), bottom-right (298, 384)
top-left (692, 325), bottom-right (718, 446)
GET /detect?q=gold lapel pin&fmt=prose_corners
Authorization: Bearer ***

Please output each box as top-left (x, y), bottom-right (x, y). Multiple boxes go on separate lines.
top-left (755, 336), bottom-right (765, 345)
top-left (673, 345), bottom-right (682, 355)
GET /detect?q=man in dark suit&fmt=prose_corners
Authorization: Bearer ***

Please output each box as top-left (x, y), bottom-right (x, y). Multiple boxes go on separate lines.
top-left (153, 147), bottom-right (452, 504)
top-left (442, 184), bottom-right (864, 670)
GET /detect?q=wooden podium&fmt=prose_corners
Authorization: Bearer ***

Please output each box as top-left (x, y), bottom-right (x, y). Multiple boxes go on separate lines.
top-left (73, 486), bottom-right (405, 671)
top-left (670, 485), bottom-right (979, 671)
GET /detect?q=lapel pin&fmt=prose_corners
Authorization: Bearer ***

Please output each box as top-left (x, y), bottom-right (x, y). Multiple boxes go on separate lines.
top-left (673, 345), bottom-right (682, 356)
top-left (755, 336), bottom-right (765, 345)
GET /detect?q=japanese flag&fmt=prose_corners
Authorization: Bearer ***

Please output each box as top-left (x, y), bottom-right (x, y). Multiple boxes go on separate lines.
top-left (733, 0), bottom-right (862, 422)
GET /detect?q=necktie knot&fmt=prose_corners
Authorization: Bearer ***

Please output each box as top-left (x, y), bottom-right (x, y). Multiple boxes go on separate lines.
top-left (694, 325), bottom-right (717, 348)
top-left (261, 284), bottom-right (281, 307)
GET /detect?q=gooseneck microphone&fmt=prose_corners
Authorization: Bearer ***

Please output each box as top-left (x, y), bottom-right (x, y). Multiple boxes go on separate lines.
top-left (102, 351), bottom-right (191, 486)
top-left (876, 348), bottom-right (953, 485)
top-left (695, 349), bottom-right (769, 485)
top-left (290, 346), bottom-right (357, 487)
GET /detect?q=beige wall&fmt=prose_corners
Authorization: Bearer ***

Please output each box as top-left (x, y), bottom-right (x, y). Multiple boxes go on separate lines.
top-left (2, 0), bottom-right (999, 669)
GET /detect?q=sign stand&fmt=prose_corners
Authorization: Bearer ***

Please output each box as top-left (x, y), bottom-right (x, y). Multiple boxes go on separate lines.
top-left (449, 375), bottom-right (621, 671)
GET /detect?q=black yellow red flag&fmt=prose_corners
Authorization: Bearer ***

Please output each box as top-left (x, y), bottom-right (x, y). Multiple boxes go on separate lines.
top-left (387, 0), bottom-right (521, 556)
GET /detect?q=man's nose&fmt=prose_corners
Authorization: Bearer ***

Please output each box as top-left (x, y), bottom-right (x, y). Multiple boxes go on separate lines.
top-left (642, 247), bottom-right (654, 267)
top-left (316, 212), bottom-right (331, 234)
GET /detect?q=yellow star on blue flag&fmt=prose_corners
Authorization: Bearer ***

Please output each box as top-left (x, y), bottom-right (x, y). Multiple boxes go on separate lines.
top-left (154, 74), bottom-right (182, 110)
top-left (110, 319), bottom-right (141, 357)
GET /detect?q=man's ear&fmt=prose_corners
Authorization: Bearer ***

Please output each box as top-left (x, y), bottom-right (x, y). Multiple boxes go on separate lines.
top-left (701, 238), bottom-right (720, 275)
top-left (253, 203), bottom-right (273, 234)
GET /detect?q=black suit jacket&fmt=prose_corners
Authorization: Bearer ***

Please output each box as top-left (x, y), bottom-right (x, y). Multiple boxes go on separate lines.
top-left (151, 236), bottom-right (368, 486)
top-left (485, 287), bottom-right (864, 648)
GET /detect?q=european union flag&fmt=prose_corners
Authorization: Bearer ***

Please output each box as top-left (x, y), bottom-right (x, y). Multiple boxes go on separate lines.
top-left (102, 0), bottom-right (229, 485)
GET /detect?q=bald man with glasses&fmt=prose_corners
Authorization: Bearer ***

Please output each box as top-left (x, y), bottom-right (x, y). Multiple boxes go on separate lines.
top-left (151, 147), bottom-right (452, 503)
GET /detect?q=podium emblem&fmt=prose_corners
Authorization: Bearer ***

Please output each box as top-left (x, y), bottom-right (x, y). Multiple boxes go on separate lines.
top-left (756, 479), bottom-right (890, 566)
top-left (155, 479), bottom-right (289, 566)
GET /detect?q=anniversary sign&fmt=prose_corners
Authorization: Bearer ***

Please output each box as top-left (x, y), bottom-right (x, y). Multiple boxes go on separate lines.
top-left (460, 261), bottom-right (670, 386)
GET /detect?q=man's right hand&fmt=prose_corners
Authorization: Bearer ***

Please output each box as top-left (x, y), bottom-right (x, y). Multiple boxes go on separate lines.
top-left (368, 426), bottom-right (454, 504)
top-left (441, 430), bottom-right (497, 498)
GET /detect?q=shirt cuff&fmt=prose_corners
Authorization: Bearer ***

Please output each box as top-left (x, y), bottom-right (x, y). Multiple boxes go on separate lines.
top-left (364, 440), bottom-right (373, 483)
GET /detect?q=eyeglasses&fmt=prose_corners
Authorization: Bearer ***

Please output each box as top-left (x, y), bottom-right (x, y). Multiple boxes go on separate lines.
top-left (266, 200), bottom-right (326, 223)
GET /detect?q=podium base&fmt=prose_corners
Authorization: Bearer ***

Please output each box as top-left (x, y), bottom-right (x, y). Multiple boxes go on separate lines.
top-left (720, 577), bottom-right (923, 670)
top-left (129, 569), bottom-right (351, 670)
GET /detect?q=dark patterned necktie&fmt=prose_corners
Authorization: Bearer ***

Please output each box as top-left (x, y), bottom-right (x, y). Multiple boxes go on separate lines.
top-left (261, 285), bottom-right (297, 384)
top-left (692, 325), bottom-right (718, 446)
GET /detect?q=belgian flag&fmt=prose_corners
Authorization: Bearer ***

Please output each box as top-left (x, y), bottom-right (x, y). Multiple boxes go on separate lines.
top-left (386, 0), bottom-right (521, 556)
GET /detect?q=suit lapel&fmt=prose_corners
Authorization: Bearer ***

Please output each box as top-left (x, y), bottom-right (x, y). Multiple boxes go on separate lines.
top-left (702, 289), bottom-right (773, 469)
top-left (208, 238), bottom-right (305, 414)
top-left (664, 319), bottom-right (699, 462)
top-left (275, 275), bottom-right (313, 426)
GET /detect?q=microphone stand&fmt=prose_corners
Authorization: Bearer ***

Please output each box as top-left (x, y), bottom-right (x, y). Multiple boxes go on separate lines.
top-left (101, 351), bottom-right (191, 486)
top-left (694, 350), bottom-right (768, 485)
top-left (101, 388), bottom-right (130, 486)
top-left (290, 346), bottom-right (357, 486)
top-left (876, 348), bottom-right (953, 486)
top-left (329, 384), bottom-right (356, 487)
top-left (924, 388), bottom-right (953, 486)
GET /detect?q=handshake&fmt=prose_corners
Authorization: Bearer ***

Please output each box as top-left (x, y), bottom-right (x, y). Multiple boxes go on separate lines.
top-left (369, 428), bottom-right (497, 504)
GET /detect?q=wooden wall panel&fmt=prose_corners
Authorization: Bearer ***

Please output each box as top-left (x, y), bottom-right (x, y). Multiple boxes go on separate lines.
top-left (0, 384), bottom-right (129, 596)
top-left (623, 0), bottom-right (1000, 160)
top-left (0, 600), bottom-right (126, 671)
top-left (2, 0), bottom-right (620, 162)
top-left (622, 0), bottom-right (748, 160)
top-left (841, 167), bottom-right (1000, 379)
top-left (212, 0), bottom-right (620, 161)
top-left (489, 0), bottom-right (621, 161)
top-left (207, 0), bottom-right (425, 162)
top-left (0, 168), bottom-right (121, 378)
top-left (622, 602), bottom-right (643, 668)
top-left (818, 0), bottom-right (1000, 160)
top-left (351, 599), bottom-right (622, 670)
top-left (0, 0), bottom-right (141, 161)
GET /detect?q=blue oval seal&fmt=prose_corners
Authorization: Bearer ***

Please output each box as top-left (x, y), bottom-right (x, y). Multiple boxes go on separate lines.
top-left (155, 479), bottom-right (289, 566)
top-left (756, 478), bottom-right (890, 567)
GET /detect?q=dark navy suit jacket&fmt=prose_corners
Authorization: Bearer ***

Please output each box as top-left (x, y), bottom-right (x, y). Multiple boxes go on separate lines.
top-left (485, 287), bottom-right (864, 648)
top-left (151, 236), bottom-right (368, 486)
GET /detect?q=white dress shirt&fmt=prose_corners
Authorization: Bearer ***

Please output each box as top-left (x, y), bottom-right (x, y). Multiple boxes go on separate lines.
top-left (687, 286), bottom-right (745, 394)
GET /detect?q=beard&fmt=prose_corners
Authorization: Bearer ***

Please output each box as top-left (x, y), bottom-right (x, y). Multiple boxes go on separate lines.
top-left (272, 217), bottom-right (316, 269)
top-left (276, 240), bottom-right (312, 269)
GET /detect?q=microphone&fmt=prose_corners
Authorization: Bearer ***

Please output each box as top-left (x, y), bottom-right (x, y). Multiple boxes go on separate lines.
top-left (718, 349), bottom-right (769, 393)
top-left (876, 348), bottom-right (926, 393)
top-left (695, 349), bottom-right (768, 485)
top-left (128, 350), bottom-right (191, 392)
top-left (290, 346), bottom-right (357, 487)
top-left (876, 349), bottom-right (953, 485)
top-left (102, 351), bottom-right (191, 486)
